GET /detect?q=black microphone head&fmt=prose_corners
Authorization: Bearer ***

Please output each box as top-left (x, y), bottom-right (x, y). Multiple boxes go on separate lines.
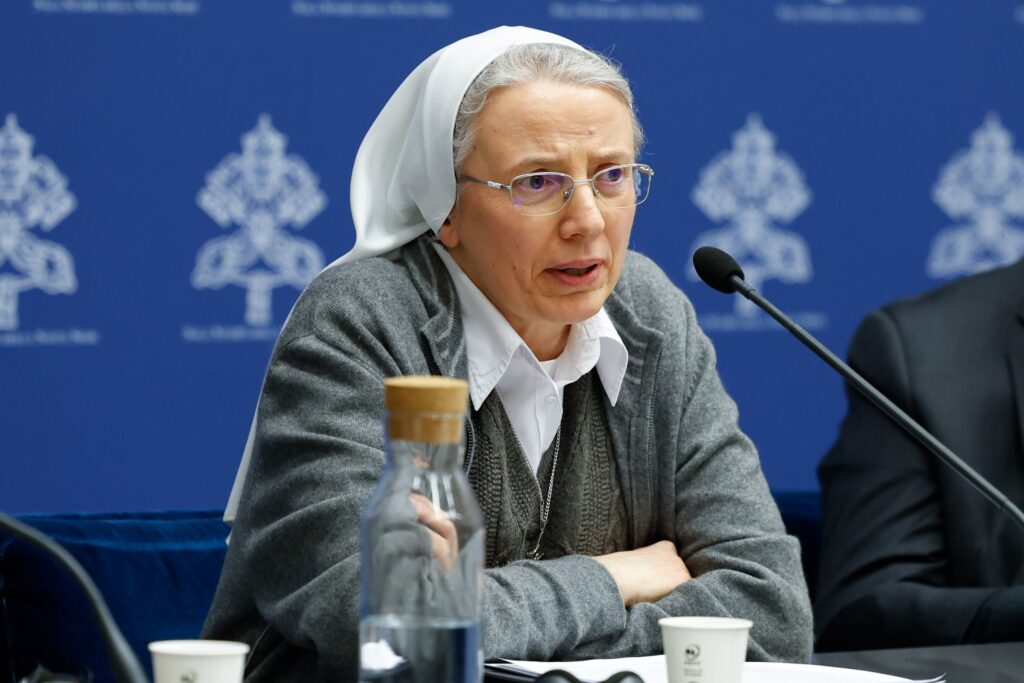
top-left (693, 246), bottom-right (745, 294)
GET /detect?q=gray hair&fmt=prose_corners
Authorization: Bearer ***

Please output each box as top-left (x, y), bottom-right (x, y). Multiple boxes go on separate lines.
top-left (452, 43), bottom-right (644, 174)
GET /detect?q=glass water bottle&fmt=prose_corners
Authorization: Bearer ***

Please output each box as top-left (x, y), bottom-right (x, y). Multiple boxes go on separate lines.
top-left (359, 376), bottom-right (484, 683)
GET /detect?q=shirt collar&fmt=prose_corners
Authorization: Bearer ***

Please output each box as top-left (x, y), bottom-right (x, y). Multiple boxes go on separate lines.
top-left (432, 242), bottom-right (628, 409)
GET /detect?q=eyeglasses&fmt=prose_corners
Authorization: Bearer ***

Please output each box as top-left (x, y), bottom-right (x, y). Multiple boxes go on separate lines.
top-left (456, 163), bottom-right (654, 217)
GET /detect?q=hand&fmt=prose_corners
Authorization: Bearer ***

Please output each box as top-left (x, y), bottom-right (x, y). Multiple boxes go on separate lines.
top-left (409, 493), bottom-right (459, 570)
top-left (594, 540), bottom-right (692, 607)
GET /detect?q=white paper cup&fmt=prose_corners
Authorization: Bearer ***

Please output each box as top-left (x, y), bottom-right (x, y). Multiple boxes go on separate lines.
top-left (659, 616), bottom-right (752, 683)
top-left (149, 640), bottom-right (250, 683)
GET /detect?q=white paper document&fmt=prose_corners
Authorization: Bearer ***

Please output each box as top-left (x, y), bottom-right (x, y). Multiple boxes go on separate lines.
top-left (489, 656), bottom-right (910, 682)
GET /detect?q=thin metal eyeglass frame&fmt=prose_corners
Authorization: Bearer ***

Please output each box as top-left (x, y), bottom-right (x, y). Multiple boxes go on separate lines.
top-left (456, 163), bottom-right (654, 217)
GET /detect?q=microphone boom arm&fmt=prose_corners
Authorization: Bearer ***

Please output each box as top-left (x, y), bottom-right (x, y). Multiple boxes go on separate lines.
top-left (730, 274), bottom-right (1024, 534)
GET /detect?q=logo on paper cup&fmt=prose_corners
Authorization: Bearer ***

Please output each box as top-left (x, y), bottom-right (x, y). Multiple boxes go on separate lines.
top-left (180, 670), bottom-right (198, 683)
top-left (684, 644), bottom-right (701, 663)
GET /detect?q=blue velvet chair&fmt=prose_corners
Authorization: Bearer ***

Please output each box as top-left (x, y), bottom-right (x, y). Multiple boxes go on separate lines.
top-left (0, 511), bottom-right (228, 683)
top-left (772, 490), bottom-right (822, 601)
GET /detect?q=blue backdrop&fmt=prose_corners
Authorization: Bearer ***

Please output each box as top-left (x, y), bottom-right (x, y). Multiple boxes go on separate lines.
top-left (3, 0), bottom-right (1024, 513)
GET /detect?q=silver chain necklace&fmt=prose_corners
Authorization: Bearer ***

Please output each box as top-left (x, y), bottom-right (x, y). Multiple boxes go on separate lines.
top-left (526, 425), bottom-right (561, 560)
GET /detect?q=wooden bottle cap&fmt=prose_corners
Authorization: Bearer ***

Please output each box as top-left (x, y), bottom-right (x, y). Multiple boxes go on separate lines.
top-left (384, 376), bottom-right (469, 413)
top-left (384, 376), bottom-right (468, 444)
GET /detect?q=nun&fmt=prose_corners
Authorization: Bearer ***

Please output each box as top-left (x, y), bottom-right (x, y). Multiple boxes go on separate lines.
top-left (203, 26), bottom-right (813, 682)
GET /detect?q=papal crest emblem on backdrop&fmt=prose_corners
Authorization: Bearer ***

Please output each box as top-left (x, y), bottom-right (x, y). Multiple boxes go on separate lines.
top-left (688, 114), bottom-right (821, 331)
top-left (926, 113), bottom-right (1024, 279)
top-left (191, 114), bottom-right (325, 328)
top-left (0, 114), bottom-right (77, 332)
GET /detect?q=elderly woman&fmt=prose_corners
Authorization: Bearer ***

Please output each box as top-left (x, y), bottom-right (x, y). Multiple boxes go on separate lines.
top-left (204, 26), bottom-right (812, 681)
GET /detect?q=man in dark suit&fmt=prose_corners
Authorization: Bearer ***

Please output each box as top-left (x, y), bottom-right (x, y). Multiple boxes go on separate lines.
top-left (815, 259), bottom-right (1024, 650)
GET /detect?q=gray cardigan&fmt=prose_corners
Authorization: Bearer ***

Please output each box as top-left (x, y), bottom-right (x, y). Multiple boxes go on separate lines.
top-left (203, 235), bottom-right (813, 681)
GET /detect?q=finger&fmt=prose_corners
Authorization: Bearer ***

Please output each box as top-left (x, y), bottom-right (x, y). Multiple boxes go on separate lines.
top-left (408, 494), bottom-right (459, 561)
top-left (409, 493), bottom-right (446, 530)
top-left (409, 494), bottom-right (458, 542)
top-left (424, 526), bottom-right (455, 571)
top-left (408, 492), bottom-right (433, 521)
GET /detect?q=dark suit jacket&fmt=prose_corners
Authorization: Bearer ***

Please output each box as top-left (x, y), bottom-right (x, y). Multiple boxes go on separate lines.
top-left (815, 260), bottom-right (1024, 651)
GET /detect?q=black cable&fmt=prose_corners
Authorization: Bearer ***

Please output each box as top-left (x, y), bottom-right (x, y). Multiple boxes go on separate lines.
top-left (0, 512), bottom-right (149, 683)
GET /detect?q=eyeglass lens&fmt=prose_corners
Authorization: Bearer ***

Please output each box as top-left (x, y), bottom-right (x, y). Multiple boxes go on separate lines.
top-left (509, 164), bottom-right (652, 215)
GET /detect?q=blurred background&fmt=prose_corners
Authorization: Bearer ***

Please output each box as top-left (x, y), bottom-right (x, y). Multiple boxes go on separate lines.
top-left (2, 0), bottom-right (1023, 513)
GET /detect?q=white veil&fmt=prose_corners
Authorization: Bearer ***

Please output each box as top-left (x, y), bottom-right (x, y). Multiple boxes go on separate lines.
top-left (225, 26), bottom-right (585, 524)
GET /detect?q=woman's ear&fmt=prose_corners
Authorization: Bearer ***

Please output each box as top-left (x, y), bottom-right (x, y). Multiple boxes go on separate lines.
top-left (438, 218), bottom-right (460, 249)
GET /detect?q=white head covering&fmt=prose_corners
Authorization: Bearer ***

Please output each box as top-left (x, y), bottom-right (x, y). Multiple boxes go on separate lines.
top-left (330, 25), bottom-right (584, 267)
top-left (225, 26), bottom-right (586, 525)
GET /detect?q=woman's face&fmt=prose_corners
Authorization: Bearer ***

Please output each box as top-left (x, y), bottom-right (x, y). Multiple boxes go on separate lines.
top-left (439, 80), bottom-right (637, 359)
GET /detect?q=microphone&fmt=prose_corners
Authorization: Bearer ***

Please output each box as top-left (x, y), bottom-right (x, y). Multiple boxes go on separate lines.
top-left (691, 246), bottom-right (1024, 533)
top-left (0, 511), bottom-right (149, 683)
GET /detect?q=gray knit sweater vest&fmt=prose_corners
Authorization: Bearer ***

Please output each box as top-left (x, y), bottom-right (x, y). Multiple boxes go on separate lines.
top-left (466, 370), bottom-right (628, 567)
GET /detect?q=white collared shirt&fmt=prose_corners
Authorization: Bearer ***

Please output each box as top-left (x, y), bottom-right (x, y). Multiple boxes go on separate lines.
top-left (432, 243), bottom-right (628, 474)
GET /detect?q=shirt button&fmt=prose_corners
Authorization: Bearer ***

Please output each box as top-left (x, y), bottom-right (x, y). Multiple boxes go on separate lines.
top-left (546, 394), bottom-right (558, 406)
